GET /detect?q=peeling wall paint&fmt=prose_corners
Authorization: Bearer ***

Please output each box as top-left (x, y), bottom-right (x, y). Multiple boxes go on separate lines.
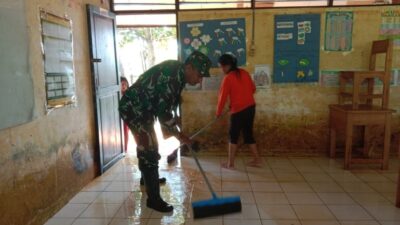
top-left (179, 6), bottom-right (400, 156)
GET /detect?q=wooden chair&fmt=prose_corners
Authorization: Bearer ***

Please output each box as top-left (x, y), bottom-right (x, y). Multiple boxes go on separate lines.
top-left (339, 39), bottom-right (393, 109)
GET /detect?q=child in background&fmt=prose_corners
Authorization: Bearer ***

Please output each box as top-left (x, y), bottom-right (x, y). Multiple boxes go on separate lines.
top-left (121, 76), bottom-right (130, 153)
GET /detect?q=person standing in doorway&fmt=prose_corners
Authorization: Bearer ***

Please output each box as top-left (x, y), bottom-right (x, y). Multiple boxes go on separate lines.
top-left (119, 51), bottom-right (212, 212)
top-left (216, 54), bottom-right (262, 169)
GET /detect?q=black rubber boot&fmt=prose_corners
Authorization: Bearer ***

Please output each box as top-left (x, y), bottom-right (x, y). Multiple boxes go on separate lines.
top-left (167, 150), bottom-right (178, 164)
top-left (142, 169), bottom-right (173, 213)
top-left (140, 176), bottom-right (166, 186)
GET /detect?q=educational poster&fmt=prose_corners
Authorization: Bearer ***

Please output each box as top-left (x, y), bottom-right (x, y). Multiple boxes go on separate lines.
top-left (380, 9), bottom-right (400, 38)
top-left (41, 10), bottom-right (76, 110)
top-left (391, 69), bottom-right (400, 86)
top-left (320, 70), bottom-right (340, 87)
top-left (325, 11), bottom-right (353, 51)
top-left (179, 18), bottom-right (246, 67)
top-left (274, 14), bottom-right (320, 83)
top-left (202, 75), bottom-right (223, 91)
top-left (185, 82), bottom-right (202, 91)
top-left (253, 64), bottom-right (271, 89)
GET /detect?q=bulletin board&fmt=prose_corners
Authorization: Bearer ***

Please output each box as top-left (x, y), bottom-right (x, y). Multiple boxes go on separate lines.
top-left (273, 14), bottom-right (321, 83)
top-left (179, 18), bottom-right (246, 67)
top-left (0, 0), bottom-right (35, 130)
top-left (40, 10), bottom-right (76, 110)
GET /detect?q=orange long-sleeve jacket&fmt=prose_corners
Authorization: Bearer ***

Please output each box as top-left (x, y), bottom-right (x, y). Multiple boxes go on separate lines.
top-left (216, 68), bottom-right (256, 116)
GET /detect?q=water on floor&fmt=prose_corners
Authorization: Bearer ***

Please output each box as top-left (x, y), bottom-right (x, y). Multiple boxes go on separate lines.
top-left (45, 149), bottom-right (400, 225)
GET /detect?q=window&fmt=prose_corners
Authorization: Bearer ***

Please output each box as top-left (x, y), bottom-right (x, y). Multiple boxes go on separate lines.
top-left (113, 0), bottom-right (176, 11)
top-left (179, 0), bottom-right (251, 9)
top-left (112, 0), bottom-right (397, 11)
top-left (255, 0), bottom-right (328, 8)
top-left (332, 0), bottom-right (390, 6)
top-left (116, 14), bottom-right (176, 27)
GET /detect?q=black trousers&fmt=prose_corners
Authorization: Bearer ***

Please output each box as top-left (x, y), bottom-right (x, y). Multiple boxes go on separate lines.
top-left (229, 105), bottom-right (256, 144)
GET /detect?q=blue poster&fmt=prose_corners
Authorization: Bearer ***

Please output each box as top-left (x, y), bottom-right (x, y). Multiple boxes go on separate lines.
top-left (274, 14), bottom-right (321, 83)
top-left (179, 18), bottom-right (246, 67)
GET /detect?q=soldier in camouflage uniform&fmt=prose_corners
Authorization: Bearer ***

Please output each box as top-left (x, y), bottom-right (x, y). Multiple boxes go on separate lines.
top-left (119, 51), bottom-right (211, 213)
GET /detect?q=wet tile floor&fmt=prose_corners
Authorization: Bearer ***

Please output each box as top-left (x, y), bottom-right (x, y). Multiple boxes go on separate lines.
top-left (45, 154), bottom-right (400, 225)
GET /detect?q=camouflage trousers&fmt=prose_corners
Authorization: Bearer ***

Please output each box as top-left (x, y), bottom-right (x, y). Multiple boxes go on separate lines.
top-left (130, 123), bottom-right (161, 170)
top-left (119, 94), bottom-right (161, 170)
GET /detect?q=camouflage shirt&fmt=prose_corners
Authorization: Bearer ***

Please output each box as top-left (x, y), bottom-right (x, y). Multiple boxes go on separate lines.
top-left (119, 60), bottom-right (186, 136)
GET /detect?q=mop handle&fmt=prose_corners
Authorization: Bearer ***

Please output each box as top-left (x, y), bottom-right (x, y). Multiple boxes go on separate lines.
top-left (179, 111), bottom-right (229, 199)
top-left (188, 145), bottom-right (218, 199)
top-left (174, 111), bottom-right (228, 151)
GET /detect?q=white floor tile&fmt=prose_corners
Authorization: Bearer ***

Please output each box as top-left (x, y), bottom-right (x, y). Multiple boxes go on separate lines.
top-left (261, 220), bottom-right (301, 225)
top-left (251, 182), bottom-right (282, 192)
top-left (69, 192), bottom-right (100, 204)
top-left (79, 203), bottom-right (121, 218)
top-left (339, 221), bottom-right (380, 225)
top-left (223, 204), bottom-right (260, 219)
top-left (300, 220), bottom-right (340, 225)
top-left (257, 204), bottom-right (297, 220)
top-left (327, 205), bottom-right (373, 220)
top-left (44, 155), bottom-right (400, 225)
top-left (317, 193), bottom-right (356, 205)
top-left (71, 218), bottom-right (111, 225)
top-left (44, 218), bottom-right (75, 225)
top-left (224, 219), bottom-right (262, 225)
top-left (292, 205), bottom-right (335, 220)
top-left (108, 218), bottom-right (147, 225)
top-left (53, 203), bottom-right (88, 218)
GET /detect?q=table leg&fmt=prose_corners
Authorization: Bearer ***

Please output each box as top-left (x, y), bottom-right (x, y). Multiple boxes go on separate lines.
top-left (396, 169), bottom-right (400, 208)
top-left (345, 123), bottom-right (353, 170)
top-left (330, 128), bottom-right (336, 158)
top-left (382, 115), bottom-right (391, 170)
top-left (363, 126), bottom-right (370, 157)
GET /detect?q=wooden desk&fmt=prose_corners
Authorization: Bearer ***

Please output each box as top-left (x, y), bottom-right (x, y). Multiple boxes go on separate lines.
top-left (397, 170), bottom-right (400, 208)
top-left (329, 104), bottom-right (394, 169)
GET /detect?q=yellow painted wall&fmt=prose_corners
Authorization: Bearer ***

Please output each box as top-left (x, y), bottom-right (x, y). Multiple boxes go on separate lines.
top-left (0, 1), bottom-right (109, 225)
top-left (179, 6), bottom-right (400, 155)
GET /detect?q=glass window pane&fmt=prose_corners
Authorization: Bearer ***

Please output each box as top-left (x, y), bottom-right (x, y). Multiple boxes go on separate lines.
top-left (116, 14), bottom-right (176, 26)
top-left (255, 0), bottom-right (328, 8)
top-left (333, 0), bottom-right (386, 6)
top-left (114, 0), bottom-right (176, 11)
top-left (179, 0), bottom-right (251, 9)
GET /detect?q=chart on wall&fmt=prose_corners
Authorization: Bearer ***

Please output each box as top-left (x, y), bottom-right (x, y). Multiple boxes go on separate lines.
top-left (325, 11), bottom-right (353, 51)
top-left (179, 18), bottom-right (246, 67)
top-left (380, 9), bottom-right (400, 38)
top-left (273, 14), bottom-right (320, 83)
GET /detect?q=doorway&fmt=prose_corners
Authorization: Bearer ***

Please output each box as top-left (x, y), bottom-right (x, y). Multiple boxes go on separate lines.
top-left (116, 14), bottom-right (180, 156)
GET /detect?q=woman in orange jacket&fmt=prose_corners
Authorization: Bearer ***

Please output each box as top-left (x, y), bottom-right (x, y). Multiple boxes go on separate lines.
top-left (216, 54), bottom-right (262, 169)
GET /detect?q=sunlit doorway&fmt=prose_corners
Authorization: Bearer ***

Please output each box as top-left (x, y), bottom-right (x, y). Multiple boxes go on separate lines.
top-left (116, 14), bottom-right (180, 156)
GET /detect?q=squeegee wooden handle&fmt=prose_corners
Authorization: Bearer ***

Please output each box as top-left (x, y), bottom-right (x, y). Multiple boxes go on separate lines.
top-left (173, 111), bottom-right (228, 151)
top-left (188, 144), bottom-right (218, 198)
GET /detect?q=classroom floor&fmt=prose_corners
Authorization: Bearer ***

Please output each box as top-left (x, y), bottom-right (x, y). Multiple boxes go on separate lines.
top-left (44, 150), bottom-right (400, 225)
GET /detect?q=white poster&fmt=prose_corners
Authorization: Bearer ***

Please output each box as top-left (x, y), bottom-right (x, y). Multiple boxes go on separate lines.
top-left (202, 75), bottom-right (223, 91)
top-left (253, 65), bottom-right (271, 89)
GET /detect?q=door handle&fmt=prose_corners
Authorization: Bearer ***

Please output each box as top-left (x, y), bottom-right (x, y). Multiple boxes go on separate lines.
top-left (92, 58), bottom-right (102, 63)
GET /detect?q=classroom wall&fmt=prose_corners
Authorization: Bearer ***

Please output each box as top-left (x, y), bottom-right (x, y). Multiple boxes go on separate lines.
top-left (0, 1), bottom-right (109, 225)
top-left (179, 6), bottom-right (400, 156)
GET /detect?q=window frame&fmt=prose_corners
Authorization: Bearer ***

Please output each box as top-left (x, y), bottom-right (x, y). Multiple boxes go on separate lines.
top-left (111, 0), bottom-right (399, 14)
